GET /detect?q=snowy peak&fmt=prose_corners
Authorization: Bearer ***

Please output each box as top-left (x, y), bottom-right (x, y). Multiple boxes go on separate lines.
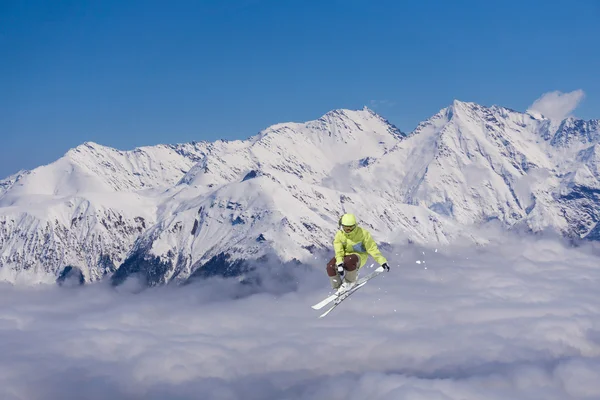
top-left (317, 107), bottom-right (405, 139)
top-left (62, 140), bottom-right (212, 191)
top-left (551, 118), bottom-right (600, 147)
top-left (447, 100), bottom-right (529, 129)
top-left (0, 170), bottom-right (26, 197)
top-left (256, 107), bottom-right (404, 146)
top-left (557, 142), bottom-right (600, 240)
top-left (440, 100), bottom-right (492, 122)
top-left (0, 141), bottom-right (212, 203)
top-left (410, 100), bottom-right (518, 138)
top-left (423, 100), bottom-right (552, 171)
top-left (367, 100), bottom-right (557, 228)
top-left (179, 107), bottom-right (404, 189)
top-left (565, 144), bottom-right (600, 189)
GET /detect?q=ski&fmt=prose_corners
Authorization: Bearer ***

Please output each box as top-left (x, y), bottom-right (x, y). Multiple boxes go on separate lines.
top-left (318, 268), bottom-right (384, 318)
top-left (311, 263), bottom-right (375, 310)
top-left (311, 292), bottom-right (340, 311)
top-left (311, 264), bottom-right (383, 311)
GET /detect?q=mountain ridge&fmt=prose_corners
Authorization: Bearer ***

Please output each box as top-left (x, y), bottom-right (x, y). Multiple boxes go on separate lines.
top-left (1, 102), bottom-right (598, 284)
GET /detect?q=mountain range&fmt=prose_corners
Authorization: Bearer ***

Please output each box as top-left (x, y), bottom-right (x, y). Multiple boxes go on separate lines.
top-left (1, 101), bottom-right (599, 285)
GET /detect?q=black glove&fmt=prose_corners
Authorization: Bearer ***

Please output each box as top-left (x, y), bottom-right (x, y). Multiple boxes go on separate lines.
top-left (382, 262), bottom-right (390, 272)
top-left (337, 263), bottom-right (344, 275)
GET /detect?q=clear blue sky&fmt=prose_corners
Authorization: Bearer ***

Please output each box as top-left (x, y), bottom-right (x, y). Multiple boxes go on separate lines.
top-left (1, 0), bottom-right (599, 178)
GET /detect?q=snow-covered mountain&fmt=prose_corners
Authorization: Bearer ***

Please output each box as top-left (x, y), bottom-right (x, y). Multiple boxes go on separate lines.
top-left (1, 103), bottom-right (599, 285)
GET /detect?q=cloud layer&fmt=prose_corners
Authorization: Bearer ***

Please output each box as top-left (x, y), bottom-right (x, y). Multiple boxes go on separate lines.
top-left (1, 235), bottom-right (600, 399)
top-left (528, 89), bottom-right (585, 121)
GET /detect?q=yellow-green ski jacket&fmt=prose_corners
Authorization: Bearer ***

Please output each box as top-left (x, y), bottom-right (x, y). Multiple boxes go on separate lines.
top-left (333, 226), bottom-right (387, 268)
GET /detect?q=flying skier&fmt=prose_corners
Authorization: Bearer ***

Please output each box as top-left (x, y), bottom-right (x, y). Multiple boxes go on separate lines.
top-left (327, 213), bottom-right (390, 293)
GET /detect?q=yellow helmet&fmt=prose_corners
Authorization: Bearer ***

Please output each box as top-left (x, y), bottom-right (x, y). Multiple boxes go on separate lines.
top-left (339, 213), bottom-right (357, 227)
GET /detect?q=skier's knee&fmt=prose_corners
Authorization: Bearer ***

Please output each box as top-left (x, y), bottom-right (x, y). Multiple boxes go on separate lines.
top-left (326, 257), bottom-right (337, 277)
top-left (343, 255), bottom-right (359, 271)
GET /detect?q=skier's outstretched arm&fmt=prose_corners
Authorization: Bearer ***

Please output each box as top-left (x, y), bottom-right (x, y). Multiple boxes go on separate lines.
top-left (364, 231), bottom-right (390, 271)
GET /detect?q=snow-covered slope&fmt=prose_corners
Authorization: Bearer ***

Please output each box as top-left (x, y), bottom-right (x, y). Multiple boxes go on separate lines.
top-left (555, 143), bottom-right (600, 240)
top-left (1, 103), bottom-right (599, 285)
top-left (0, 141), bottom-right (210, 281)
top-left (111, 108), bottom-right (474, 285)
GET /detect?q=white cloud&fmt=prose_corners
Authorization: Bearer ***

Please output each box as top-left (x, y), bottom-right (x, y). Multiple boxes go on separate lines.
top-left (1, 235), bottom-right (600, 399)
top-left (528, 90), bottom-right (585, 121)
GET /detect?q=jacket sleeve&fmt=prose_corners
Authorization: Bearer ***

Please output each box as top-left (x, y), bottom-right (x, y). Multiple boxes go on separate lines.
top-left (333, 231), bottom-right (345, 264)
top-left (363, 230), bottom-right (387, 265)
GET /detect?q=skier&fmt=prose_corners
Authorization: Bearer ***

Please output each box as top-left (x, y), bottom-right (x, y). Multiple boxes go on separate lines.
top-left (327, 213), bottom-right (390, 293)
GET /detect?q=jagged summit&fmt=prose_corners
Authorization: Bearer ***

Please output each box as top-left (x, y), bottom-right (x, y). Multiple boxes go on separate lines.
top-left (177, 107), bottom-right (403, 190)
top-left (551, 118), bottom-right (600, 147)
